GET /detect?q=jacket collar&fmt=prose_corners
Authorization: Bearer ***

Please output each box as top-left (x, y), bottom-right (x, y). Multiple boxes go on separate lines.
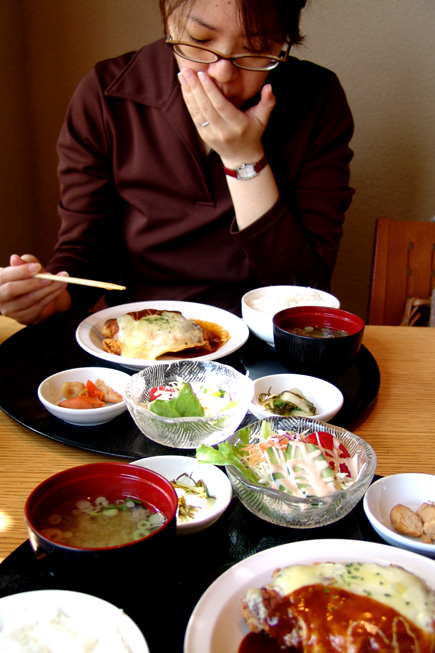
top-left (104, 38), bottom-right (214, 195)
top-left (104, 38), bottom-right (179, 108)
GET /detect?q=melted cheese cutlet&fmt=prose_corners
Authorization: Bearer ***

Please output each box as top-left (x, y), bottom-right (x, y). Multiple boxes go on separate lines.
top-left (242, 562), bottom-right (435, 652)
top-left (101, 310), bottom-right (209, 359)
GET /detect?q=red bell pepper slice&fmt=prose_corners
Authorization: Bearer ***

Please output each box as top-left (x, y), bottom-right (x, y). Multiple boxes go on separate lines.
top-left (149, 386), bottom-right (177, 402)
top-left (304, 431), bottom-right (352, 477)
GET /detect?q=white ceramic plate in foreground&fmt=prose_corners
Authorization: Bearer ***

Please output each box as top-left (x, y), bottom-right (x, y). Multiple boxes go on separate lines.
top-left (363, 473), bottom-right (435, 558)
top-left (76, 301), bottom-right (249, 371)
top-left (250, 373), bottom-right (344, 422)
top-left (132, 456), bottom-right (233, 535)
top-left (183, 539), bottom-right (435, 653)
top-left (0, 589), bottom-right (149, 652)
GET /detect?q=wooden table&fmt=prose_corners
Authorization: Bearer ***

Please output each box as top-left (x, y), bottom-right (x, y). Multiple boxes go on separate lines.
top-left (1, 316), bottom-right (435, 563)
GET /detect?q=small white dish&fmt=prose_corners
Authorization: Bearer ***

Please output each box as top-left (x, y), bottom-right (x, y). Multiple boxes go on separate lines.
top-left (0, 589), bottom-right (149, 652)
top-left (38, 367), bottom-right (130, 426)
top-left (363, 473), bottom-right (435, 558)
top-left (132, 456), bottom-right (233, 535)
top-left (241, 286), bottom-right (340, 347)
top-left (249, 373), bottom-right (344, 422)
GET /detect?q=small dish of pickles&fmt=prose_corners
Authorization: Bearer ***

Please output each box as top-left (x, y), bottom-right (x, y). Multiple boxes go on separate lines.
top-left (249, 373), bottom-right (344, 423)
top-left (131, 455), bottom-right (233, 535)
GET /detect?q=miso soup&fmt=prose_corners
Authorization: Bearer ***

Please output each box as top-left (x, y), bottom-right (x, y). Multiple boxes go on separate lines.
top-left (289, 326), bottom-right (349, 338)
top-left (39, 495), bottom-right (166, 548)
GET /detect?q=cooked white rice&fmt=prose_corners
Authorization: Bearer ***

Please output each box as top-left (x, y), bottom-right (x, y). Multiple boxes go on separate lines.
top-left (247, 289), bottom-right (337, 315)
top-left (0, 607), bottom-right (132, 652)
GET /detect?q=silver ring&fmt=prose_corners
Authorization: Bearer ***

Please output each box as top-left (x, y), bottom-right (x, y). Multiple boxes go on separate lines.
top-left (199, 121), bottom-right (210, 127)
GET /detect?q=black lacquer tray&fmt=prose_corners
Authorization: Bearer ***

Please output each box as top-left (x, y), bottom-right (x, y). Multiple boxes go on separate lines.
top-left (0, 312), bottom-right (380, 458)
top-left (0, 482), bottom-right (385, 653)
top-left (0, 313), bottom-right (383, 651)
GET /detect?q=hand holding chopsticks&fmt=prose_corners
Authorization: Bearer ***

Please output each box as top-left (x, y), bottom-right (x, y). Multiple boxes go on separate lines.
top-left (0, 268), bottom-right (126, 291)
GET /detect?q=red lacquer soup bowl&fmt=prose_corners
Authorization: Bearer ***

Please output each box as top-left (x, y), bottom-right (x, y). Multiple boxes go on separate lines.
top-left (25, 462), bottom-right (178, 587)
top-left (273, 306), bottom-right (365, 380)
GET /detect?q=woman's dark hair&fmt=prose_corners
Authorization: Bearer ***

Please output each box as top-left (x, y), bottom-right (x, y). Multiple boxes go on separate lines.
top-left (159, 0), bottom-right (306, 49)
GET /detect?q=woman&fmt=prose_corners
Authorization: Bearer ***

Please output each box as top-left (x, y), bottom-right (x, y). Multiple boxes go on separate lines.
top-left (0, 0), bottom-right (354, 324)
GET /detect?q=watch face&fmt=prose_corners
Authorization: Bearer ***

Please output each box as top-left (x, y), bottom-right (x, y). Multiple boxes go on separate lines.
top-left (238, 164), bottom-right (256, 180)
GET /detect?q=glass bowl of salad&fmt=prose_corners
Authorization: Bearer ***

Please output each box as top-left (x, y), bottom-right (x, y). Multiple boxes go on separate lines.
top-left (124, 361), bottom-right (254, 449)
top-left (196, 416), bottom-right (376, 528)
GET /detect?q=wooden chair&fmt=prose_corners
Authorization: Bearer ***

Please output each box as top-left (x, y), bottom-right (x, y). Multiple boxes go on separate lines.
top-left (368, 217), bottom-right (435, 325)
top-left (399, 297), bottom-right (431, 326)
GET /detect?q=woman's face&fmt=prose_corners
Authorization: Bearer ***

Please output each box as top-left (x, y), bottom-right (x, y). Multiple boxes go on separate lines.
top-left (167, 0), bottom-right (282, 108)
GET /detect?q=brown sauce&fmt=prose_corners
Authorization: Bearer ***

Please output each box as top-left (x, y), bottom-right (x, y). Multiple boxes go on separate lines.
top-left (239, 585), bottom-right (434, 652)
top-left (239, 632), bottom-right (297, 652)
top-left (170, 319), bottom-right (230, 358)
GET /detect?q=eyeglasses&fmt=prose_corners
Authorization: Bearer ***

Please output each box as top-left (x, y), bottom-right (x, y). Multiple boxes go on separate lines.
top-left (166, 35), bottom-right (291, 71)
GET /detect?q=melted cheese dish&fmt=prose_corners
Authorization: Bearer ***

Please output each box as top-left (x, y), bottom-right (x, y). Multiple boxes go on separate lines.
top-left (101, 309), bottom-right (228, 360)
top-left (241, 562), bottom-right (435, 652)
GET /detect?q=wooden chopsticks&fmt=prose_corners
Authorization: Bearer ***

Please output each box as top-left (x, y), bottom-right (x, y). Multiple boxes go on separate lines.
top-left (0, 268), bottom-right (126, 291)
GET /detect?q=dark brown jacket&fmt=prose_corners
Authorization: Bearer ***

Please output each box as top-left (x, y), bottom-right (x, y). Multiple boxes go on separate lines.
top-left (48, 38), bottom-right (354, 315)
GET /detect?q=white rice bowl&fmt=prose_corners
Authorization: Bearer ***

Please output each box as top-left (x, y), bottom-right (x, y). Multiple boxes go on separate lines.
top-left (0, 589), bottom-right (149, 652)
top-left (242, 286), bottom-right (340, 346)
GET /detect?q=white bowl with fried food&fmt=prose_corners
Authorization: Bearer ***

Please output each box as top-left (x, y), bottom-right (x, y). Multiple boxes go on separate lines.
top-left (38, 367), bottom-right (130, 426)
top-left (132, 455), bottom-right (233, 535)
top-left (363, 473), bottom-right (435, 558)
top-left (250, 373), bottom-right (344, 423)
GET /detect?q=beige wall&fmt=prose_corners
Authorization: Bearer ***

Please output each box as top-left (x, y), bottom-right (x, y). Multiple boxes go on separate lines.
top-left (0, 0), bottom-right (162, 269)
top-left (300, 0), bottom-right (435, 318)
top-left (1, 0), bottom-right (434, 320)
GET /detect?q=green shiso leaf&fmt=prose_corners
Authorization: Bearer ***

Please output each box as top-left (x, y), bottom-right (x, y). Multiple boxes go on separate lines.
top-left (148, 382), bottom-right (205, 417)
top-left (196, 428), bottom-right (258, 484)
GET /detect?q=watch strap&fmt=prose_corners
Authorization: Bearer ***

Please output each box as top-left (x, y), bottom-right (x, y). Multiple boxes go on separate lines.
top-left (223, 154), bottom-right (268, 180)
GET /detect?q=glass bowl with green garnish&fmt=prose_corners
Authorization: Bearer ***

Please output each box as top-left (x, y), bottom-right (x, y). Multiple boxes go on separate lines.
top-left (124, 360), bottom-right (254, 449)
top-left (196, 416), bottom-right (376, 528)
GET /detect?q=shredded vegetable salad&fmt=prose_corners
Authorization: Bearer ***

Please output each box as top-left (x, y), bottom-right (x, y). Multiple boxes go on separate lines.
top-left (196, 421), bottom-right (359, 498)
top-left (145, 379), bottom-right (237, 417)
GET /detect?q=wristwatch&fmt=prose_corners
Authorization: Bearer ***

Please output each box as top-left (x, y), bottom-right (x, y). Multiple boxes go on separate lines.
top-left (223, 154), bottom-right (268, 181)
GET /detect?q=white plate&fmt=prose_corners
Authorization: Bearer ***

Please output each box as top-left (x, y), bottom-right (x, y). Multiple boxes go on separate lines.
top-left (0, 589), bottom-right (149, 652)
top-left (76, 301), bottom-right (249, 370)
top-left (183, 538), bottom-right (435, 653)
